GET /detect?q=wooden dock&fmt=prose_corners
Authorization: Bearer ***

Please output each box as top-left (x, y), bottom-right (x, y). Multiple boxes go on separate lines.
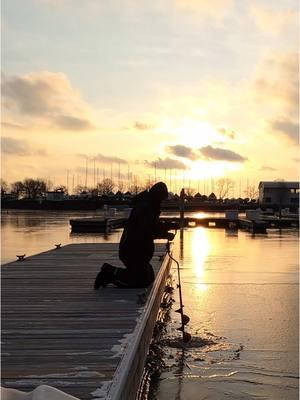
top-left (1, 243), bottom-right (171, 400)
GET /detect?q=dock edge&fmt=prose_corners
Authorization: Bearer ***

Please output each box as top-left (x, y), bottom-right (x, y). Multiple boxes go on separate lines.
top-left (105, 247), bottom-right (172, 400)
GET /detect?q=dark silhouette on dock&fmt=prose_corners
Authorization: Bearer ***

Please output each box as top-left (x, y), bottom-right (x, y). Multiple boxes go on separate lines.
top-left (94, 182), bottom-right (178, 288)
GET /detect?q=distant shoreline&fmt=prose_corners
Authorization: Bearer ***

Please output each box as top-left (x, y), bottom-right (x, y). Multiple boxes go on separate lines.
top-left (1, 198), bottom-right (263, 211)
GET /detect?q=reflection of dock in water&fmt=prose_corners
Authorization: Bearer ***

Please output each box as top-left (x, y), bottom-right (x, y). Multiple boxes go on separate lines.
top-left (1, 243), bottom-right (171, 399)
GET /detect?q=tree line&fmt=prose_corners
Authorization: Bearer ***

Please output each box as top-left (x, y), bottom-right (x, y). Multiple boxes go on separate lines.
top-left (0, 177), bottom-right (259, 200)
top-left (0, 178), bottom-right (152, 200)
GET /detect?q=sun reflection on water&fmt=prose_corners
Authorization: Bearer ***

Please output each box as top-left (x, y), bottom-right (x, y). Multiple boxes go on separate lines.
top-left (193, 212), bottom-right (207, 219)
top-left (192, 227), bottom-right (211, 292)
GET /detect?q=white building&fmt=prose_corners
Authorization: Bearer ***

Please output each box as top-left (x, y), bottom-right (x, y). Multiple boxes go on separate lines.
top-left (258, 181), bottom-right (299, 208)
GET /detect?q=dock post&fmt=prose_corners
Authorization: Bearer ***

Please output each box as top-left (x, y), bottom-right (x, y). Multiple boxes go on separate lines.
top-left (180, 188), bottom-right (185, 229)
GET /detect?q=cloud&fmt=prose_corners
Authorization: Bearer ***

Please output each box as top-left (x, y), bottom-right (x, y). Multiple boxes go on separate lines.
top-left (217, 127), bottom-right (236, 139)
top-left (2, 72), bottom-right (69, 115)
top-left (270, 118), bottom-right (299, 144)
top-left (199, 145), bottom-right (247, 162)
top-left (133, 121), bottom-right (154, 130)
top-left (260, 165), bottom-right (277, 171)
top-left (167, 144), bottom-right (198, 160)
top-left (53, 115), bottom-right (94, 130)
top-left (254, 52), bottom-right (299, 117)
top-left (94, 154), bottom-right (127, 165)
top-left (1, 71), bottom-right (95, 131)
top-left (146, 157), bottom-right (187, 170)
top-left (1, 121), bottom-right (25, 130)
top-left (1, 136), bottom-right (47, 157)
top-left (93, 153), bottom-right (127, 164)
top-left (250, 6), bottom-right (297, 35)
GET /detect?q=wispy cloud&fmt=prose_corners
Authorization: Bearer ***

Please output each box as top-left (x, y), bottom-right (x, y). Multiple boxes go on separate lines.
top-left (254, 52), bottom-right (299, 117)
top-left (146, 157), bottom-right (187, 170)
top-left (2, 136), bottom-right (47, 157)
top-left (53, 115), bottom-right (94, 131)
top-left (94, 153), bottom-right (127, 164)
top-left (199, 145), bottom-right (247, 162)
top-left (217, 127), bottom-right (236, 139)
top-left (260, 165), bottom-right (277, 171)
top-left (270, 118), bottom-right (299, 144)
top-left (167, 144), bottom-right (198, 160)
top-left (77, 153), bottom-right (127, 164)
top-left (1, 121), bottom-right (26, 130)
top-left (133, 121), bottom-right (154, 130)
top-left (166, 143), bottom-right (247, 163)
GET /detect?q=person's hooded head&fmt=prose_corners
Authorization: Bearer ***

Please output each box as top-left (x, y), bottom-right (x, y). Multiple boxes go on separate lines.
top-left (149, 182), bottom-right (168, 204)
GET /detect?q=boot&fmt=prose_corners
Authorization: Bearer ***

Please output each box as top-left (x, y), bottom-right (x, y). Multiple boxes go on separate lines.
top-left (94, 263), bottom-right (116, 289)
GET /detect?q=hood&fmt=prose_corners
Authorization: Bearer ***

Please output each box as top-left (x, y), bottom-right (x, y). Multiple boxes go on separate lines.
top-left (149, 182), bottom-right (168, 203)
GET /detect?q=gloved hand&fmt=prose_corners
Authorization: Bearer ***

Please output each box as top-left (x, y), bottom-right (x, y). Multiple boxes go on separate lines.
top-left (166, 232), bottom-right (175, 241)
top-left (163, 221), bottom-right (180, 231)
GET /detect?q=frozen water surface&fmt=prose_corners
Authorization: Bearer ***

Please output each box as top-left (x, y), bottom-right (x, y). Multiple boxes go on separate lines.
top-left (1, 210), bottom-right (299, 399)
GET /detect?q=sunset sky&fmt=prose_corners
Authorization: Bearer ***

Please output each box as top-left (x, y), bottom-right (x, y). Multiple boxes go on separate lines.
top-left (1, 0), bottom-right (299, 193)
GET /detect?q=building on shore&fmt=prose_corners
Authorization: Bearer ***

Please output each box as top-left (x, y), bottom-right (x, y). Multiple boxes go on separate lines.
top-left (258, 181), bottom-right (299, 209)
top-left (46, 190), bottom-right (68, 201)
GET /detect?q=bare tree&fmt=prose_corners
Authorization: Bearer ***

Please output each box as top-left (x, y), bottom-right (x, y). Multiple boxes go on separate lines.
top-left (243, 184), bottom-right (258, 200)
top-left (11, 181), bottom-right (25, 198)
top-left (186, 187), bottom-right (196, 197)
top-left (22, 178), bottom-right (48, 199)
top-left (128, 184), bottom-right (144, 195)
top-left (0, 179), bottom-right (9, 195)
top-left (143, 178), bottom-right (155, 191)
top-left (97, 179), bottom-right (115, 196)
top-left (53, 185), bottom-right (68, 194)
top-left (216, 178), bottom-right (235, 199)
top-left (117, 181), bottom-right (125, 194)
top-left (73, 185), bottom-right (86, 195)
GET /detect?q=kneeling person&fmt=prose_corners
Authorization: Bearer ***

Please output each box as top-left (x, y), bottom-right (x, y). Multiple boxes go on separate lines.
top-left (94, 182), bottom-right (176, 289)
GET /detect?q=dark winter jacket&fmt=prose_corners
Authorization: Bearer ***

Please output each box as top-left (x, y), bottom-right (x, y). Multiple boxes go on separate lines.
top-left (119, 186), bottom-right (169, 262)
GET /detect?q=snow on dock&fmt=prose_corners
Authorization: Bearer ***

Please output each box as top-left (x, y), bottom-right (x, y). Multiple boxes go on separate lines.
top-left (1, 243), bottom-right (171, 400)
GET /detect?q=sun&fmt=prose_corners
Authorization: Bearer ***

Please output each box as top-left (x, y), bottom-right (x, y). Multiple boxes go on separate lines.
top-left (174, 119), bottom-right (221, 148)
top-left (157, 117), bottom-right (242, 183)
top-left (188, 160), bottom-right (240, 180)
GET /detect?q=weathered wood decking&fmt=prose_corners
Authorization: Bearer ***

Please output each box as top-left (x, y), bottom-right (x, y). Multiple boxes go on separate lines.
top-left (1, 243), bottom-right (171, 399)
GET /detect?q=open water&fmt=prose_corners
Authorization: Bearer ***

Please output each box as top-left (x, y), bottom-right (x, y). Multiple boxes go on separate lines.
top-left (1, 210), bottom-right (299, 400)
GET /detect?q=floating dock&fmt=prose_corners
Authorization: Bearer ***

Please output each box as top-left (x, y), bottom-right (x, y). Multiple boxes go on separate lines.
top-left (70, 218), bottom-right (126, 233)
top-left (1, 243), bottom-right (171, 399)
top-left (69, 214), bottom-right (298, 235)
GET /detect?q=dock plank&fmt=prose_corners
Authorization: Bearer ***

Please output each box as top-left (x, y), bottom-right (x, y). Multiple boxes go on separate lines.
top-left (1, 243), bottom-right (171, 400)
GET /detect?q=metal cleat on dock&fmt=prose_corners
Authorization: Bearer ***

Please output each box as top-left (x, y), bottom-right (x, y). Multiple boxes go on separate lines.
top-left (55, 243), bottom-right (62, 249)
top-left (16, 254), bottom-right (26, 261)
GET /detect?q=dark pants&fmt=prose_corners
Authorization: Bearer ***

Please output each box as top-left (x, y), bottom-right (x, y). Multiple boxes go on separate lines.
top-left (113, 253), bottom-right (155, 288)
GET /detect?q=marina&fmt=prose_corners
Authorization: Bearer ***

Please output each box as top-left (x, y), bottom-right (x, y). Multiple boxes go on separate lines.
top-left (69, 213), bottom-right (298, 234)
top-left (1, 242), bottom-right (172, 399)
